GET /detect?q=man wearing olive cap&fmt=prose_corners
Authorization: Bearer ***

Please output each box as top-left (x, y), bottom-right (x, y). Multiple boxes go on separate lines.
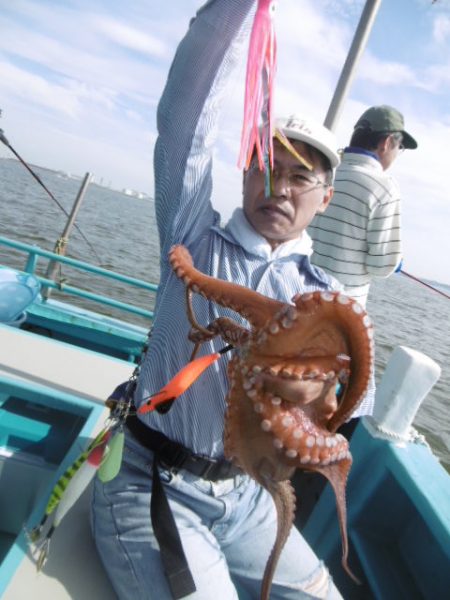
top-left (309, 105), bottom-right (418, 307)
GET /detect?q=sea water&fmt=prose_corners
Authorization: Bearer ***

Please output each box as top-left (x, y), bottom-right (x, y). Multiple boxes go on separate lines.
top-left (1, 157), bottom-right (449, 471)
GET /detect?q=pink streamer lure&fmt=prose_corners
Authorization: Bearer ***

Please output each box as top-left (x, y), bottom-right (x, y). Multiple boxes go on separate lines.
top-left (238, 0), bottom-right (278, 184)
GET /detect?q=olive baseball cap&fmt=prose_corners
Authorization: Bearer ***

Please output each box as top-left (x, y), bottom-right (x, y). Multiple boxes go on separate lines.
top-left (354, 105), bottom-right (418, 149)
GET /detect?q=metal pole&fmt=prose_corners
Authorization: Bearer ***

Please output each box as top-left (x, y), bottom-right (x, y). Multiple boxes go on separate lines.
top-left (43, 172), bottom-right (93, 299)
top-left (324, 0), bottom-right (382, 131)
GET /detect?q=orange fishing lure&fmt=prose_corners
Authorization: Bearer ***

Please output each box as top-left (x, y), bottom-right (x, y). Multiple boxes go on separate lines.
top-left (138, 346), bottom-right (232, 413)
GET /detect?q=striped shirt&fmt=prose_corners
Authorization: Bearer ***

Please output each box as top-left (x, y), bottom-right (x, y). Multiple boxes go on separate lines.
top-left (308, 150), bottom-right (402, 307)
top-left (134, 0), bottom-right (373, 459)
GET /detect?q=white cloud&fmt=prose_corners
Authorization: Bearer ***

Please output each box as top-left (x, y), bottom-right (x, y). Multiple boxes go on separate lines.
top-left (322, 0), bottom-right (366, 17)
top-left (276, 2), bottom-right (351, 73)
top-left (0, 60), bottom-right (81, 118)
top-left (93, 17), bottom-right (169, 58)
top-left (422, 62), bottom-right (450, 91)
top-left (359, 54), bottom-right (417, 86)
top-left (433, 14), bottom-right (450, 44)
top-left (0, 6), bottom-right (170, 107)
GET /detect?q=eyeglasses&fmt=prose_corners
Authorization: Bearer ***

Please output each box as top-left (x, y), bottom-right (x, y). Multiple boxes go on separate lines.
top-left (248, 162), bottom-right (329, 193)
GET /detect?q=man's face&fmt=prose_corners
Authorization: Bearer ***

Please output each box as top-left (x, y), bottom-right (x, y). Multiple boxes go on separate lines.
top-left (242, 139), bottom-right (333, 249)
top-left (378, 134), bottom-right (404, 170)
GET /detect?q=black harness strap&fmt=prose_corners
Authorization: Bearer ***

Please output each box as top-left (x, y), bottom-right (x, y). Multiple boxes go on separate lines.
top-left (126, 414), bottom-right (196, 599)
top-left (126, 413), bottom-right (242, 599)
top-left (151, 459), bottom-right (196, 599)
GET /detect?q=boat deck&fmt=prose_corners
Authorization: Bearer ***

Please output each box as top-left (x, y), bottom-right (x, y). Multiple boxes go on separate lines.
top-left (0, 324), bottom-right (133, 599)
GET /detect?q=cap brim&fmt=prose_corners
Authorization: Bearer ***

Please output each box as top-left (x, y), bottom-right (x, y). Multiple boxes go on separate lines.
top-left (402, 131), bottom-right (417, 149)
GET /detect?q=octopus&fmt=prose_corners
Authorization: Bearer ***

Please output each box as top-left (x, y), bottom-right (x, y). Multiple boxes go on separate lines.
top-left (169, 244), bottom-right (374, 600)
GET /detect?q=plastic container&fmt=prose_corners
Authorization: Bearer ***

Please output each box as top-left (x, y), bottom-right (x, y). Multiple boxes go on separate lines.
top-left (0, 268), bottom-right (40, 324)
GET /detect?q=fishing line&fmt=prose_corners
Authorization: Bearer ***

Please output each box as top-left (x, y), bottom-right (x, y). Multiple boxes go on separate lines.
top-left (400, 269), bottom-right (450, 301)
top-left (0, 128), bottom-right (102, 264)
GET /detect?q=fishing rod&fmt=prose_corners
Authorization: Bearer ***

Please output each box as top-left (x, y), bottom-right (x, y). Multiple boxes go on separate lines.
top-left (0, 127), bottom-right (102, 264)
top-left (400, 269), bottom-right (450, 302)
top-left (324, 0), bottom-right (382, 131)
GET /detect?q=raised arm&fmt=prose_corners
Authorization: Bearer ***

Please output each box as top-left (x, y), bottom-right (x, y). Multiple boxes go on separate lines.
top-left (154, 0), bottom-right (255, 262)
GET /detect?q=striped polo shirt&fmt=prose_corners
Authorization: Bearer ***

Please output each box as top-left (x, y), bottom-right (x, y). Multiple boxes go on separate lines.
top-left (308, 150), bottom-right (402, 307)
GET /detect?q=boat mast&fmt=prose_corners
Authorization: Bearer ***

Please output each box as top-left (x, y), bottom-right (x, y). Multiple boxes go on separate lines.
top-left (324, 0), bottom-right (382, 131)
top-left (44, 172), bottom-right (93, 299)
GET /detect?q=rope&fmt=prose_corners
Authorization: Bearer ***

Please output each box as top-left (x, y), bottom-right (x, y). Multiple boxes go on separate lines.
top-left (400, 269), bottom-right (450, 301)
top-left (54, 237), bottom-right (68, 254)
top-left (364, 418), bottom-right (431, 448)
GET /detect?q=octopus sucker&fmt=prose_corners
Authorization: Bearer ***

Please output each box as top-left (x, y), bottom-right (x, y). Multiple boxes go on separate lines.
top-left (168, 244), bottom-right (372, 598)
top-left (261, 419), bottom-right (272, 432)
top-left (280, 316), bottom-right (294, 329)
top-left (337, 293), bottom-right (350, 305)
top-left (286, 306), bottom-right (298, 320)
top-left (269, 321), bottom-right (280, 334)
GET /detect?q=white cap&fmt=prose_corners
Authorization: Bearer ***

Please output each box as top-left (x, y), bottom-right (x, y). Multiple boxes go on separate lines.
top-left (275, 114), bottom-right (340, 168)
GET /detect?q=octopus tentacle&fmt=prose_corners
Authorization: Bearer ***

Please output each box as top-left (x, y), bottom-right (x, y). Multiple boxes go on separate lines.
top-left (188, 317), bottom-right (250, 348)
top-left (259, 291), bottom-right (374, 431)
top-left (185, 287), bottom-right (212, 338)
top-left (260, 477), bottom-right (296, 600)
top-left (308, 459), bottom-right (360, 584)
top-left (296, 292), bottom-right (373, 432)
top-left (169, 244), bottom-right (286, 329)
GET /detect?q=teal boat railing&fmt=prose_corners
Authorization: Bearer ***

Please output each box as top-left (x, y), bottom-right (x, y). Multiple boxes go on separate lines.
top-left (0, 236), bottom-right (158, 320)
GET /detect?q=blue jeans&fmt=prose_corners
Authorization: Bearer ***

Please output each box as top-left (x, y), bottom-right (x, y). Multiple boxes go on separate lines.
top-left (91, 431), bottom-right (343, 600)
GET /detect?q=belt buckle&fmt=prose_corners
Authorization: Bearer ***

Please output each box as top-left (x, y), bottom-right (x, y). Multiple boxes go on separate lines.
top-left (159, 443), bottom-right (187, 473)
top-left (194, 456), bottom-right (218, 480)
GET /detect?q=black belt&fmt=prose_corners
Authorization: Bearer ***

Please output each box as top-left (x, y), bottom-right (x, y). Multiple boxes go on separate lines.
top-left (126, 413), bottom-right (242, 481)
top-left (125, 414), bottom-right (242, 599)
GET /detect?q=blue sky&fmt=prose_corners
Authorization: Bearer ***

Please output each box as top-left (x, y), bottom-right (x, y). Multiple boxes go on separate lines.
top-left (1, 0), bottom-right (450, 284)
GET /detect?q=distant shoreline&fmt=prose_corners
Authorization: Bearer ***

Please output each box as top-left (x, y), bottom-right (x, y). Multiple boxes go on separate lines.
top-left (0, 155), bottom-right (153, 201)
